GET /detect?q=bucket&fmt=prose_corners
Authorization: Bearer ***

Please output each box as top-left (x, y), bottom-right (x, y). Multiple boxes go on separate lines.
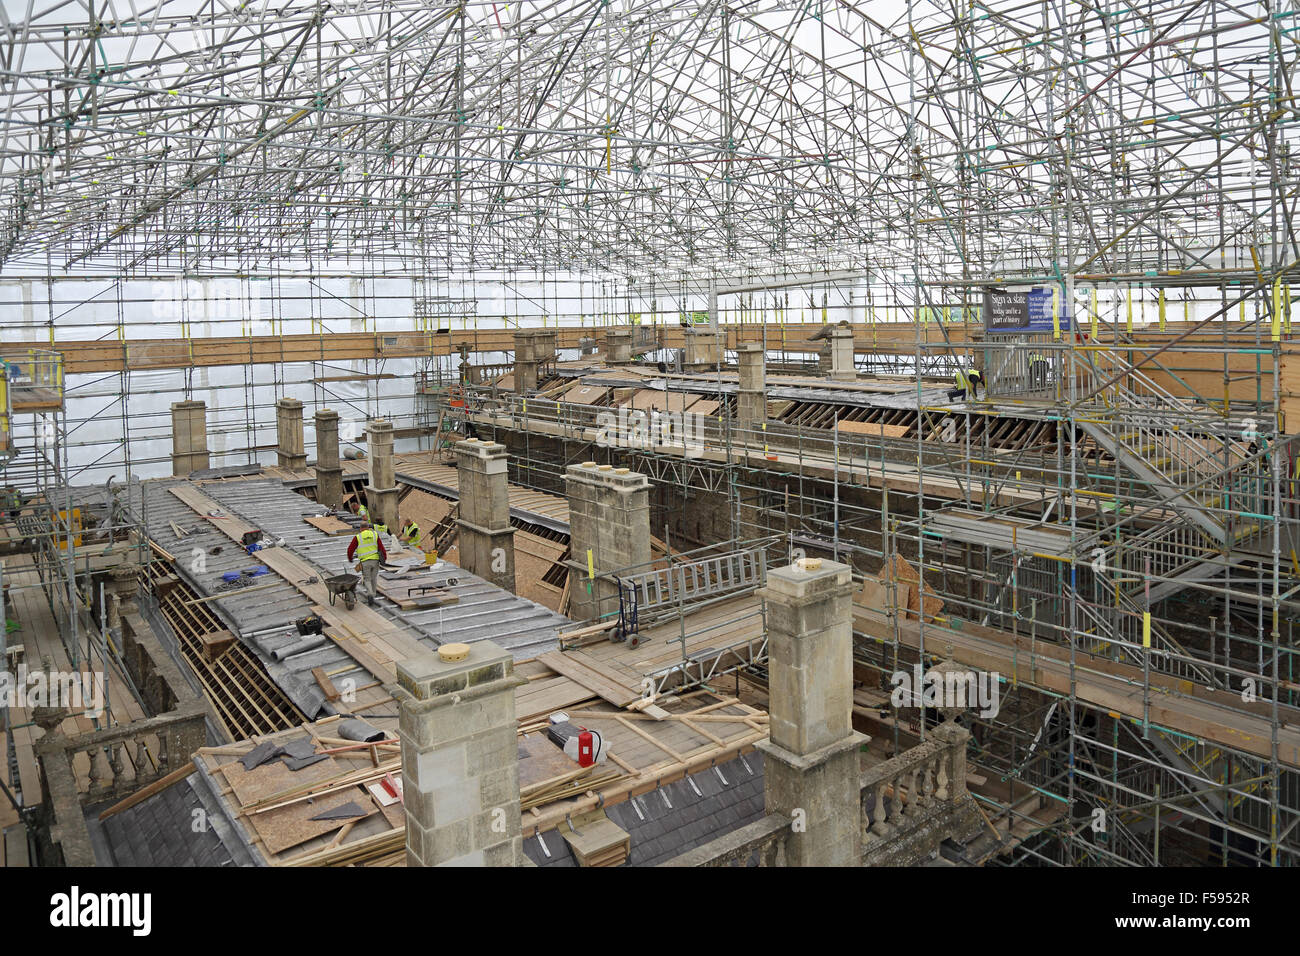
top-left (425, 550), bottom-right (438, 566)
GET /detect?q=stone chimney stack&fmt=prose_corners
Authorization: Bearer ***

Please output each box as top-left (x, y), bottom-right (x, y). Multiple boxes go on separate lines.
top-left (513, 329), bottom-right (557, 393)
top-left (365, 419), bottom-right (398, 531)
top-left (756, 558), bottom-right (867, 866)
top-left (397, 640), bottom-right (528, 867)
top-left (453, 438), bottom-right (516, 592)
top-left (564, 462), bottom-right (650, 622)
top-left (275, 398), bottom-right (307, 471)
top-left (314, 409), bottom-right (343, 510)
top-left (170, 400), bottom-right (210, 476)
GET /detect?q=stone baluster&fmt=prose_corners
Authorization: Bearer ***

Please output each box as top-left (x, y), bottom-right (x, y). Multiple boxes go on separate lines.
top-left (935, 748), bottom-right (951, 801)
top-left (872, 780), bottom-right (891, 838)
top-left (87, 747), bottom-right (106, 789)
top-left (922, 754), bottom-right (937, 805)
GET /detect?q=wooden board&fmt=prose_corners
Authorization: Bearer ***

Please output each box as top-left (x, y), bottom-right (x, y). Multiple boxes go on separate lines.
top-left (560, 809), bottom-right (630, 867)
top-left (304, 515), bottom-right (355, 536)
top-left (379, 584), bottom-right (460, 610)
top-left (537, 650), bottom-right (640, 708)
top-left (835, 420), bottom-right (911, 438)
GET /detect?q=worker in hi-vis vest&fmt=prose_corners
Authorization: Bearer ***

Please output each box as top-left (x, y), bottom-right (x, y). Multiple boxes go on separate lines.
top-left (346, 519), bottom-right (387, 605)
top-left (401, 518), bottom-right (422, 548)
top-left (947, 368), bottom-right (982, 402)
top-left (1029, 351), bottom-right (1049, 390)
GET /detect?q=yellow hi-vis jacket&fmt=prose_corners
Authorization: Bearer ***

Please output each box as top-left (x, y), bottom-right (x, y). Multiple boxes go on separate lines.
top-left (355, 529), bottom-right (380, 562)
top-left (403, 522), bottom-right (422, 545)
top-left (954, 369), bottom-right (969, 390)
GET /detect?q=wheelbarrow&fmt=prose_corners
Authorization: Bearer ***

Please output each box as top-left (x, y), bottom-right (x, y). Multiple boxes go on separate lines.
top-left (324, 572), bottom-right (360, 610)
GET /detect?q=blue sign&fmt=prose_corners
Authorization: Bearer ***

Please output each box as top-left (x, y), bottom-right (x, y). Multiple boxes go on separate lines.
top-left (984, 287), bottom-right (1071, 333)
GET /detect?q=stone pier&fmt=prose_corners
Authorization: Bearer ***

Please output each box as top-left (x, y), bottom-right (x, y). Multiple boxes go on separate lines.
top-left (682, 328), bottom-right (723, 372)
top-left (170, 400), bottom-right (210, 476)
top-left (365, 419), bottom-right (399, 531)
top-left (397, 641), bottom-right (528, 866)
top-left (605, 329), bottom-right (633, 364)
top-left (275, 398), bottom-right (307, 471)
top-left (314, 409), bottom-right (344, 510)
top-left (829, 327), bottom-right (856, 382)
top-left (736, 342), bottom-right (767, 432)
top-left (454, 438), bottom-right (516, 592)
top-left (756, 557), bottom-right (867, 866)
top-left (565, 462), bottom-right (650, 623)
top-left (513, 329), bottom-right (556, 393)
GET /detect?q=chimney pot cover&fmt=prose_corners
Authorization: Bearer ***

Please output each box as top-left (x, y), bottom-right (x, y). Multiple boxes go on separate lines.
top-left (438, 643), bottom-right (471, 663)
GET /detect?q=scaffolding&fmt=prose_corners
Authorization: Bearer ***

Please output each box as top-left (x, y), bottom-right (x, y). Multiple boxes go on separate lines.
top-left (0, 0), bottom-right (1296, 865)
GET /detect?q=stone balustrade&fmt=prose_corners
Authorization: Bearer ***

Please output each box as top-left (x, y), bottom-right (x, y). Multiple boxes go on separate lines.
top-left (860, 722), bottom-right (981, 866)
top-left (36, 701), bottom-right (207, 866)
top-left (660, 813), bottom-right (793, 867)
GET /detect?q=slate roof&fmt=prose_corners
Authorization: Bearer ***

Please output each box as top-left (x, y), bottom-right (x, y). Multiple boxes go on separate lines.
top-left (523, 750), bottom-right (765, 867)
top-left (87, 778), bottom-right (238, 868)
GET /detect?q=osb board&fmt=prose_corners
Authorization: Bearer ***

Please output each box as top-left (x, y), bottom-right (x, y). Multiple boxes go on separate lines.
top-left (627, 389), bottom-right (701, 413)
top-left (250, 787), bottom-right (377, 856)
top-left (854, 577), bottom-right (888, 611)
top-left (562, 382), bottom-right (612, 405)
top-left (394, 488), bottom-right (456, 535)
top-left (517, 732), bottom-right (583, 791)
top-left (219, 751), bottom-right (341, 808)
top-left (883, 554), bottom-right (943, 621)
top-left (835, 420), bottom-right (910, 438)
top-left (687, 398), bottom-right (720, 417)
top-left (514, 531), bottom-right (567, 611)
